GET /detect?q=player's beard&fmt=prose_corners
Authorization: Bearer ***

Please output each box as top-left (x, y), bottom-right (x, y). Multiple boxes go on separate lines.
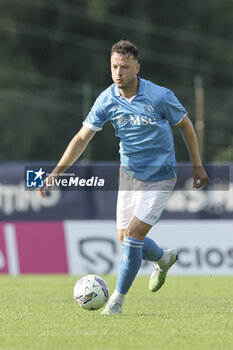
top-left (116, 77), bottom-right (135, 91)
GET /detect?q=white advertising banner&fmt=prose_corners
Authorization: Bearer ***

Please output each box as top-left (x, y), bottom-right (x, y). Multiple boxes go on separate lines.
top-left (64, 220), bottom-right (233, 276)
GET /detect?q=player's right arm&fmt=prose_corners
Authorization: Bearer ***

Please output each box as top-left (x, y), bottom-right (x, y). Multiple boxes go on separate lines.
top-left (38, 125), bottom-right (96, 198)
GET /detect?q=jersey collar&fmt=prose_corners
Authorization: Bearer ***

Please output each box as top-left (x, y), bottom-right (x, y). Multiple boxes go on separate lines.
top-left (113, 77), bottom-right (146, 97)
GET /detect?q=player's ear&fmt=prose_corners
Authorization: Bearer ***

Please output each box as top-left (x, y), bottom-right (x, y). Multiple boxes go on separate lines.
top-left (136, 63), bottom-right (141, 74)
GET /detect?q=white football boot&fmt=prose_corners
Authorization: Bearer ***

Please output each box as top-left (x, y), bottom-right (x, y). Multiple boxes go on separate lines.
top-left (101, 302), bottom-right (122, 315)
top-left (149, 248), bottom-right (178, 292)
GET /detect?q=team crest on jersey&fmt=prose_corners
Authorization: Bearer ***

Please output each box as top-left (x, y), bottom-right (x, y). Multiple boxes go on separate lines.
top-left (144, 105), bottom-right (155, 114)
top-left (114, 115), bottom-right (128, 127)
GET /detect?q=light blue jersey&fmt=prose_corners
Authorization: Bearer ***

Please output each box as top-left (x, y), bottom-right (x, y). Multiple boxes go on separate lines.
top-left (83, 77), bottom-right (187, 181)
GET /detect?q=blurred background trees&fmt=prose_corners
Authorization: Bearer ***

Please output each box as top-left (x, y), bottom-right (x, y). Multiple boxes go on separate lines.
top-left (0, 0), bottom-right (232, 162)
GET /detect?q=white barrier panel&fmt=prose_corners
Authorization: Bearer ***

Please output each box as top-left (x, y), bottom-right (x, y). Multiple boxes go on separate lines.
top-left (64, 220), bottom-right (233, 276)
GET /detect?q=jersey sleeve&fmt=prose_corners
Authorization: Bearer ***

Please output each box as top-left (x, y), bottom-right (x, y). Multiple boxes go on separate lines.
top-left (83, 98), bottom-right (108, 132)
top-left (162, 90), bottom-right (187, 125)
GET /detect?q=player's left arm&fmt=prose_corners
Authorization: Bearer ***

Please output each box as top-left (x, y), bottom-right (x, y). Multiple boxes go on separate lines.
top-left (177, 115), bottom-right (208, 188)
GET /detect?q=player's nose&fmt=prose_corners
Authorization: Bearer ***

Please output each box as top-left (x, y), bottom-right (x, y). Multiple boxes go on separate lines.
top-left (116, 67), bottom-right (122, 76)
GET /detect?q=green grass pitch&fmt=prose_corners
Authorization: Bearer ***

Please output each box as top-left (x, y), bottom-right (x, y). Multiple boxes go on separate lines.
top-left (0, 275), bottom-right (232, 350)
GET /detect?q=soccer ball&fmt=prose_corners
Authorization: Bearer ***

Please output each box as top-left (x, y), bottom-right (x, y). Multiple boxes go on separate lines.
top-left (73, 274), bottom-right (109, 311)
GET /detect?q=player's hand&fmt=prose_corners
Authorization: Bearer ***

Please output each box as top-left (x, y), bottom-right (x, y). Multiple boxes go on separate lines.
top-left (192, 166), bottom-right (208, 188)
top-left (37, 174), bottom-right (54, 198)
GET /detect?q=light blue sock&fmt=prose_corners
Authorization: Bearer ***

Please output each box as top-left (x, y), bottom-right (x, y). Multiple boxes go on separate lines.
top-left (116, 237), bottom-right (143, 294)
top-left (120, 243), bottom-right (124, 252)
top-left (142, 236), bottom-right (163, 261)
top-left (120, 237), bottom-right (163, 261)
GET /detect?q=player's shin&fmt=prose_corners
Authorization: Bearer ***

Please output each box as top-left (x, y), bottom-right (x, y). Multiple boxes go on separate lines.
top-left (116, 237), bottom-right (143, 293)
top-left (104, 237), bottom-right (143, 314)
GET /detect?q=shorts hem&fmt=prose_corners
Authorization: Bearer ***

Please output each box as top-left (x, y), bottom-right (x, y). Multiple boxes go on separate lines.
top-left (134, 213), bottom-right (157, 227)
top-left (117, 227), bottom-right (128, 231)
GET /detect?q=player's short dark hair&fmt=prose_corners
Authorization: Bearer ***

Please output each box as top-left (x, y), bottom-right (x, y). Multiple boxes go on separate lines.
top-left (111, 40), bottom-right (139, 60)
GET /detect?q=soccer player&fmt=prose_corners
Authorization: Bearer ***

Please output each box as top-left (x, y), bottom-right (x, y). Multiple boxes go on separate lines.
top-left (38, 40), bottom-right (208, 315)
